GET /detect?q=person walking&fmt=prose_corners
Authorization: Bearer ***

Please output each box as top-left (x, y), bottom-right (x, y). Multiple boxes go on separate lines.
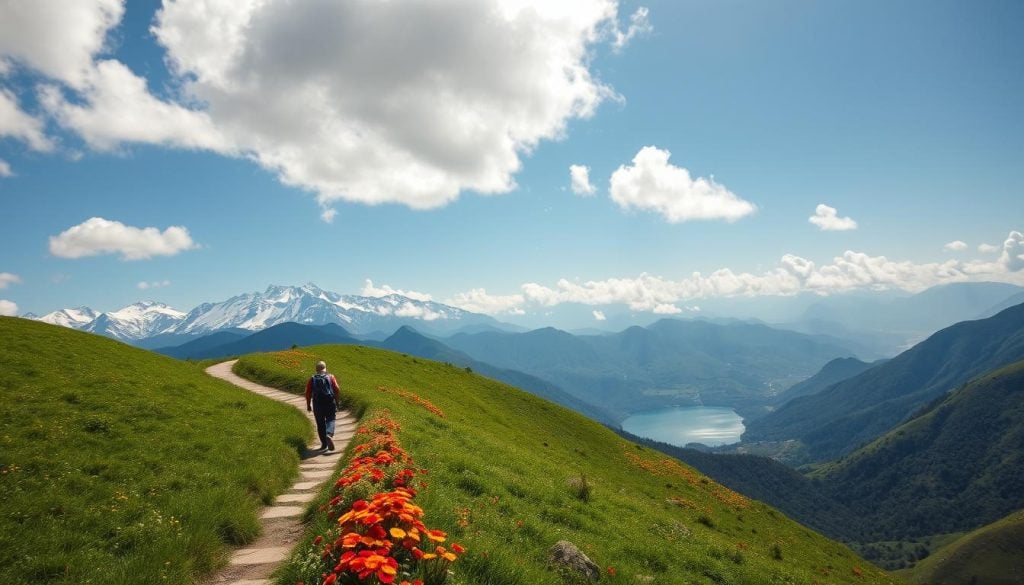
top-left (305, 360), bottom-right (340, 451)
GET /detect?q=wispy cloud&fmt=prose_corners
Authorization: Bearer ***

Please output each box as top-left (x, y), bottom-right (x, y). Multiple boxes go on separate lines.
top-left (592, 309), bottom-right (606, 321)
top-left (0, 272), bottom-right (21, 289)
top-left (611, 7), bottom-right (652, 51)
top-left (361, 279), bottom-right (432, 302)
top-left (943, 240), bottom-right (968, 251)
top-left (138, 280), bottom-right (171, 290)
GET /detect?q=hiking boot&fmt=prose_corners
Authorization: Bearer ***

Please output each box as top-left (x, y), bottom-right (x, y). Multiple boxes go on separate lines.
top-left (326, 437), bottom-right (335, 451)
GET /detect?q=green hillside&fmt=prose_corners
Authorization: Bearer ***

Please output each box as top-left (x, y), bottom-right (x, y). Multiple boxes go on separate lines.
top-left (234, 345), bottom-right (899, 584)
top-left (814, 359), bottom-right (1024, 543)
top-left (901, 509), bottom-right (1024, 585)
top-left (0, 317), bottom-right (311, 584)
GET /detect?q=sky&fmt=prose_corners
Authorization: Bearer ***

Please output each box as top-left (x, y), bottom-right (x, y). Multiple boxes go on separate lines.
top-left (1, 0), bottom-right (1023, 323)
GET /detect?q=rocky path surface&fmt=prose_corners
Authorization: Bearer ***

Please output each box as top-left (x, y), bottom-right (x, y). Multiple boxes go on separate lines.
top-left (204, 360), bottom-right (356, 585)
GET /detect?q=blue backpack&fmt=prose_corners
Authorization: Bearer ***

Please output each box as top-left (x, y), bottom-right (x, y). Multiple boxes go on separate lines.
top-left (311, 373), bottom-right (335, 407)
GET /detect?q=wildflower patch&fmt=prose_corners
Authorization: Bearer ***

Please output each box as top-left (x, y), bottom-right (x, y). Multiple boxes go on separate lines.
top-left (272, 349), bottom-right (318, 370)
top-left (625, 450), bottom-right (749, 510)
top-left (302, 411), bottom-right (464, 585)
top-left (377, 386), bottom-right (445, 418)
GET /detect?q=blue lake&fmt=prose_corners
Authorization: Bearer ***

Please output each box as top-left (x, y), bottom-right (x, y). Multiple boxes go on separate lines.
top-left (621, 406), bottom-right (745, 447)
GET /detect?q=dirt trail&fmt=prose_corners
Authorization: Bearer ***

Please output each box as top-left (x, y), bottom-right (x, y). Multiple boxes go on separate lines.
top-left (203, 360), bottom-right (356, 585)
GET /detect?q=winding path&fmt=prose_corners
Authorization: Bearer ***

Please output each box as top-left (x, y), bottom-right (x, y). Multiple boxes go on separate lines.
top-left (203, 360), bottom-right (357, 585)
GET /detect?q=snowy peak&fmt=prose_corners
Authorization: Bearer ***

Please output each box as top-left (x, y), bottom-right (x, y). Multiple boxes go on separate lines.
top-left (38, 307), bottom-right (100, 329)
top-left (33, 283), bottom-right (503, 343)
top-left (172, 283), bottom-right (491, 337)
top-left (83, 301), bottom-right (187, 341)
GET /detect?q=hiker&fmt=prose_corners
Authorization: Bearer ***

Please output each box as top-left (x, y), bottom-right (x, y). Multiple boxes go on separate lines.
top-left (305, 361), bottom-right (340, 451)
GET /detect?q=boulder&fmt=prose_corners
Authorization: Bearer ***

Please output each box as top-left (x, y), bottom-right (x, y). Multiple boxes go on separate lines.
top-left (548, 540), bottom-right (600, 582)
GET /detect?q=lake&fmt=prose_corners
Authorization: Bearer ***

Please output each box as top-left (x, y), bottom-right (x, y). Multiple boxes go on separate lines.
top-left (621, 406), bottom-right (745, 447)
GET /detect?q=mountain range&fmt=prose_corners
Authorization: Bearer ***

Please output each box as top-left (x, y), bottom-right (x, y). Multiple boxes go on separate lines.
top-left (30, 283), bottom-right (510, 343)
top-left (442, 318), bottom-right (861, 420)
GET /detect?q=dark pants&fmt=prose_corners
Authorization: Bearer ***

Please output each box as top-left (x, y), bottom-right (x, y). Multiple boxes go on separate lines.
top-left (312, 402), bottom-right (336, 448)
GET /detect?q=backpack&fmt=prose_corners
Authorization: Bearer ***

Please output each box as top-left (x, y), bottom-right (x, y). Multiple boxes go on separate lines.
top-left (311, 373), bottom-right (335, 406)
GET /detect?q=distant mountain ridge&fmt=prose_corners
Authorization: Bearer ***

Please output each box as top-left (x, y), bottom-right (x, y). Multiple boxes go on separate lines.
top-left (155, 322), bottom-right (358, 360)
top-left (443, 317), bottom-right (860, 420)
top-left (30, 283), bottom-right (508, 343)
top-left (773, 356), bottom-right (879, 406)
top-left (744, 300), bottom-right (1024, 462)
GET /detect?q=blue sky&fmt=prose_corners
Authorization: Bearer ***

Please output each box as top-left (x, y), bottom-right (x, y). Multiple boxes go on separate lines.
top-left (1, 0), bottom-right (1022, 321)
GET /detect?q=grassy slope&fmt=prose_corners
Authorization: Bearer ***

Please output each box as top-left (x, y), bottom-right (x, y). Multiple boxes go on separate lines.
top-left (0, 317), bottom-right (311, 584)
top-left (235, 345), bottom-right (900, 585)
top-left (900, 509), bottom-right (1024, 585)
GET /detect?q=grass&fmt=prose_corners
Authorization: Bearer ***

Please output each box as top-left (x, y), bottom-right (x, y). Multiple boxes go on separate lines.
top-left (899, 509), bottom-right (1024, 585)
top-left (0, 317), bottom-right (311, 584)
top-left (235, 345), bottom-right (903, 585)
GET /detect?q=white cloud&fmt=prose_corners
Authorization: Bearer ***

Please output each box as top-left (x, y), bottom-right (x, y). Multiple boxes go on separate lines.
top-left (146, 0), bottom-right (629, 210)
top-left (0, 87), bottom-right (53, 151)
top-left (438, 231), bottom-right (1024, 316)
top-left (361, 279), bottom-right (432, 302)
top-left (943, 240), bottom-right (968, 252)
top-left (2, 1), bottom-right (645, 214)
top-left (609, 146), bottom-right (756, 223)
top-left (0, 158), bottom-right (11, 177)
top-left (592, 309), bottom-right (606, 321)
top-left (611, 7), bottom-right (652, 51)
top-left (0, 0), bottom-right (123, 88)
top-left (0, 272), bottom-right (22, 289)
top-left (445, 230), bottom-right (1024, 315)
top-left (49, 217), bottom-right (199, 261)
top-left (808, 204), bottom-right (857, 231)
top-left (394, 302), bottom-right (441, 321)
top-left (978, 243), bottom-right (999, 254)
top-left (39, 60), bottom-right (230, 152)
top-left (445, 288), bottom-right (526, 315)
top-left (0, 299), bottom-right (17, 316)
top-left (138, 280), bottom-right (171, 290)
top-left (569, 164), bottom-right (596, 196)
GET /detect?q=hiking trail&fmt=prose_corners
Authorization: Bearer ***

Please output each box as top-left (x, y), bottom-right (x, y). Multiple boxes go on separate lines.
top-left (203, 360), bottom-right (356, 585)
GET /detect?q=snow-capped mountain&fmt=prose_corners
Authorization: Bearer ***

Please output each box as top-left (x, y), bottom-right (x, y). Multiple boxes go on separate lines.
top-left (32, 283), bottom-right (505, 344)
top-left (172, 283), bottom-right (495, 336)
top-left (82, 301), bottom-right (187, 341)
top-left (37, 307), bottom-right (100, 329)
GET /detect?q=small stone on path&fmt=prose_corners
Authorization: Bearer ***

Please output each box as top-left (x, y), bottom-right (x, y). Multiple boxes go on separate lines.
top-left (276, 492), bottom-right (316, 504)
top-left (261, 506), bottom-right (304, 519)
top-left (230, 546), bottom-right (290, 565)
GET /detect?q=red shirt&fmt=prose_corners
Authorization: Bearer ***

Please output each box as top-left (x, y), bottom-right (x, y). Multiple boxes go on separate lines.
top-left (305, 373), bottom-right (340, 407)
